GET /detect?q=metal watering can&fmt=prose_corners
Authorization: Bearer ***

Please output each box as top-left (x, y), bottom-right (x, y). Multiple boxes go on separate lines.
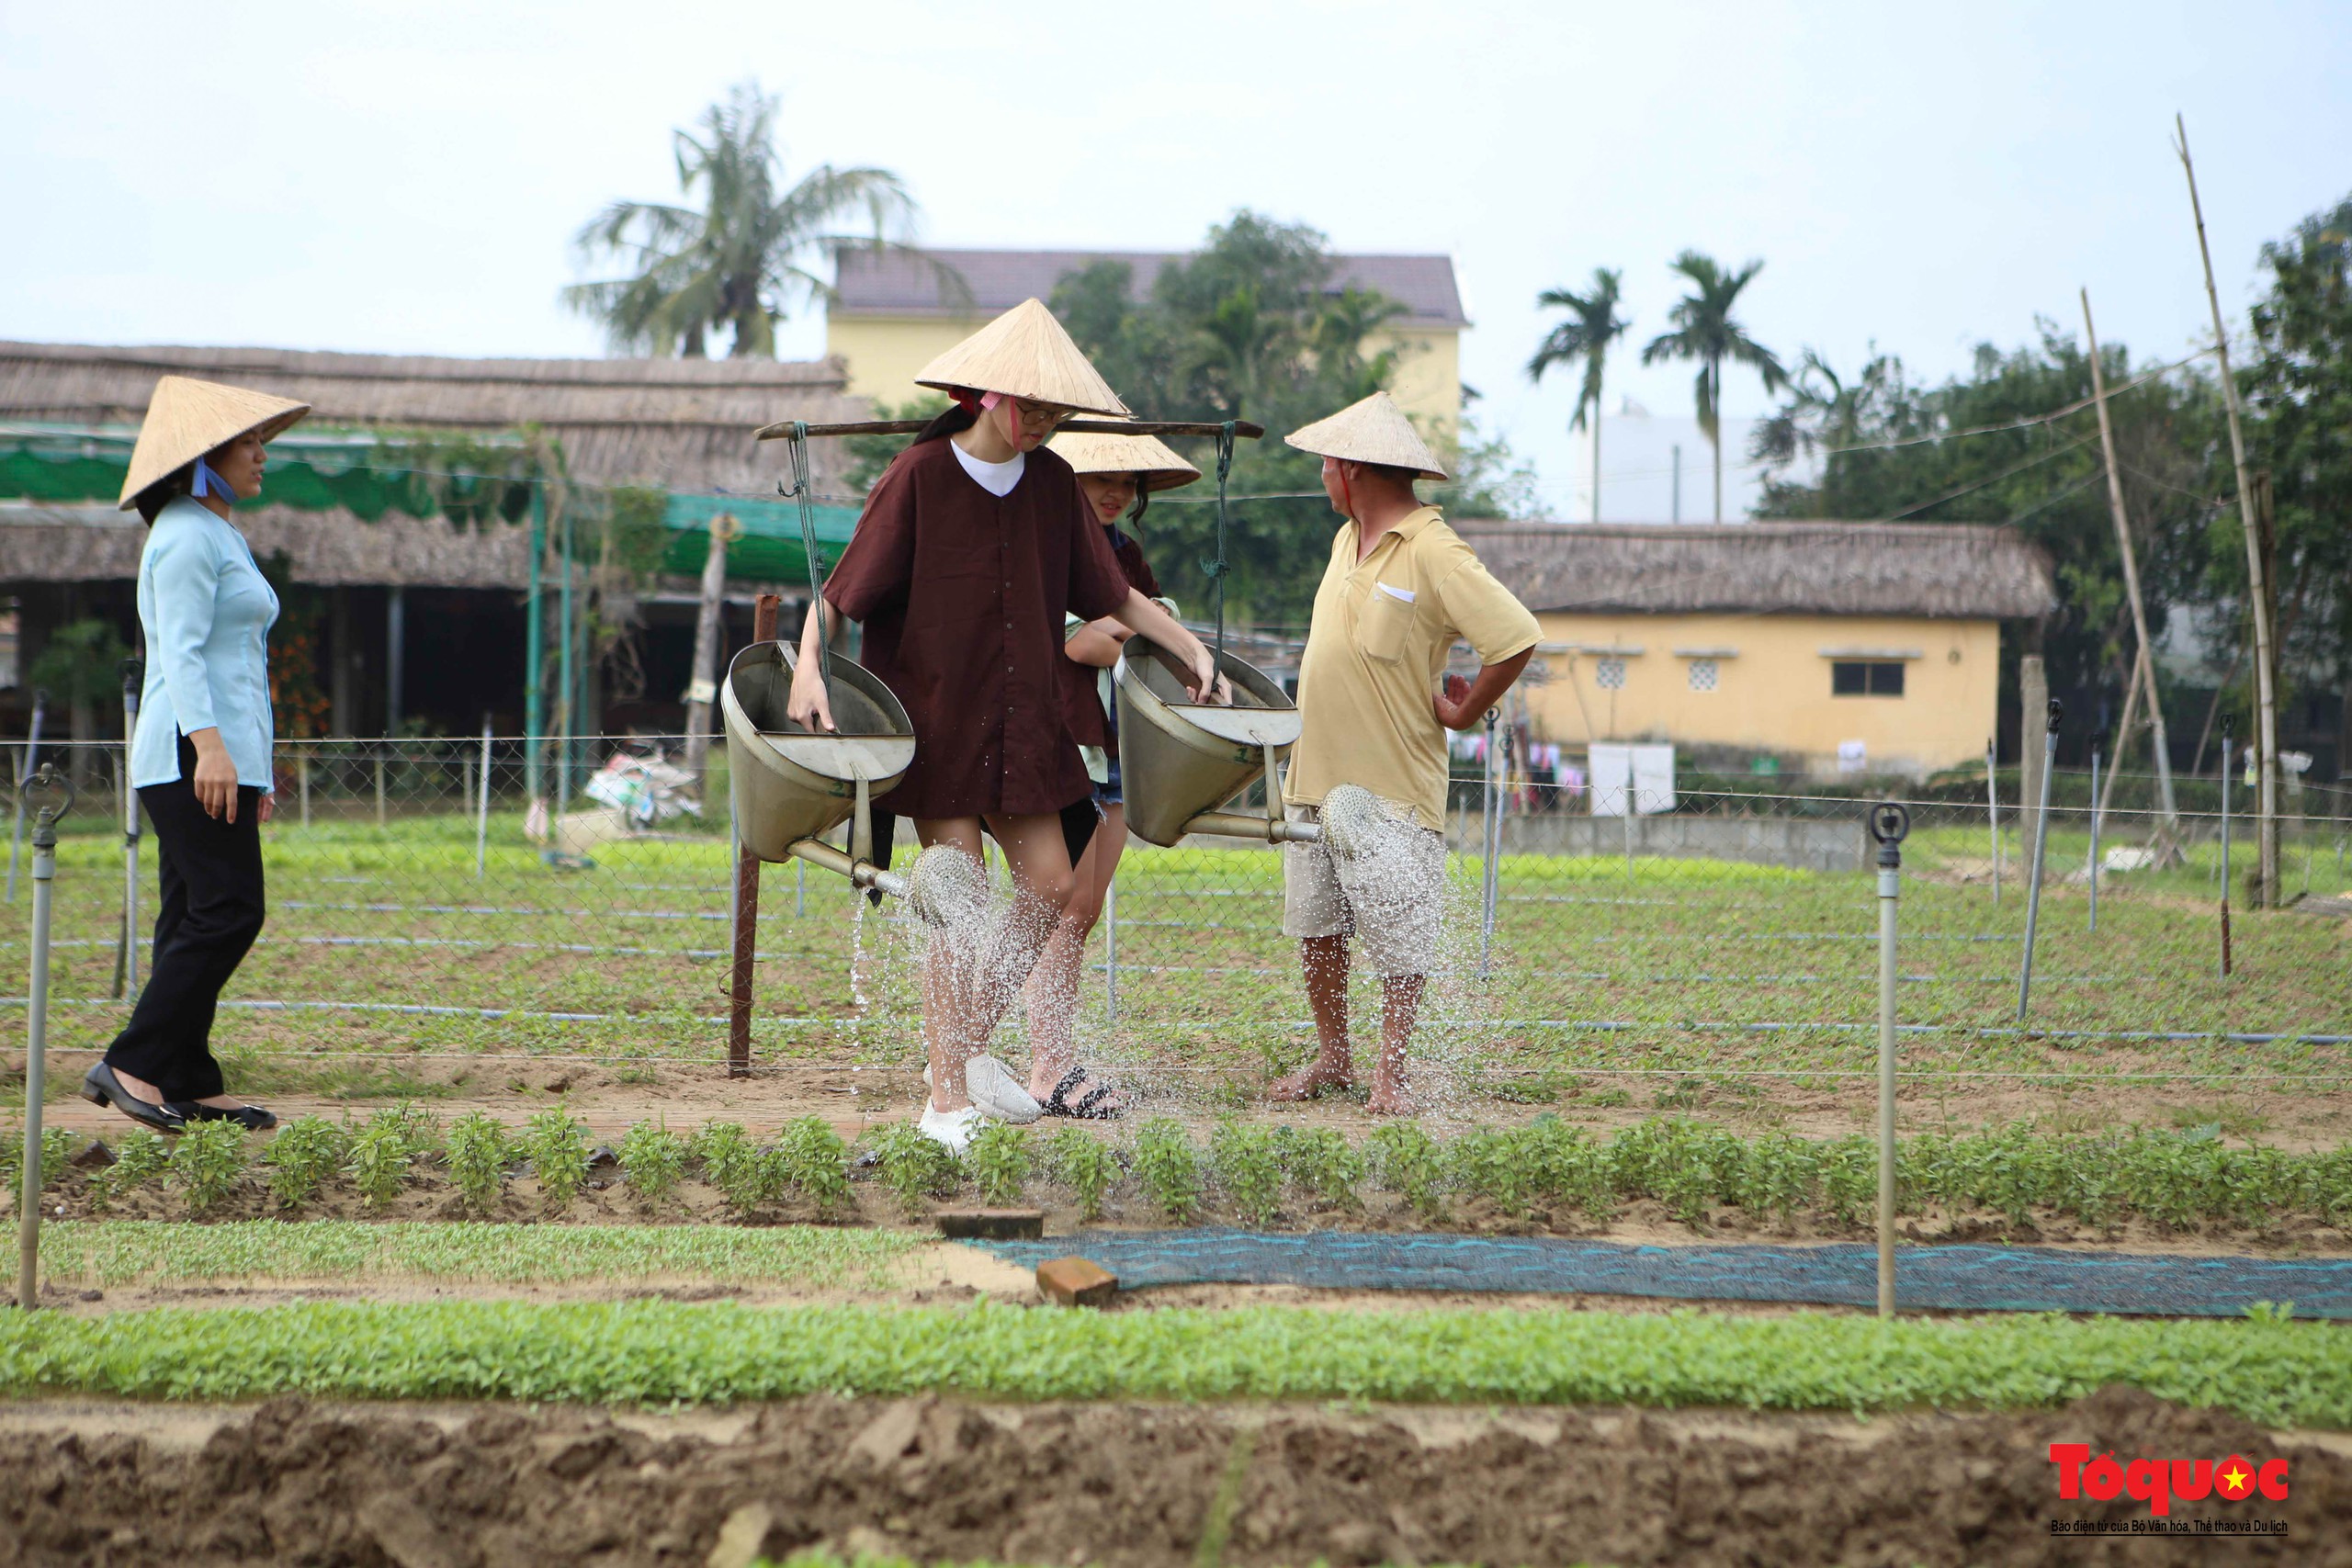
top-left (1114, 639), bottom-right (1329, 848)
top-left (720, 641), bottom-right (913, 898)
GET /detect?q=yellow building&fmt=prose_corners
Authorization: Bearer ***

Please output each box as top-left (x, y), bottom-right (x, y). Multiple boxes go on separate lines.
top-left (826, 247), bottom-right (1467, 436)
top-left (1460, 521), bottom-right (2057, 778)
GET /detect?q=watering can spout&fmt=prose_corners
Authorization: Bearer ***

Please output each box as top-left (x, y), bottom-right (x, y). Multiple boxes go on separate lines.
top-left (786, 837), bottom-right (908, 900)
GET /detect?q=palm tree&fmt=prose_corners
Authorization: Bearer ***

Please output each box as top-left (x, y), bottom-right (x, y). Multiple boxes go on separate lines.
top-left (1641, 251), bottom-right (1788, 521)
top-left (563, 82), bottom-right (922, 357)
top-left (1527, 268), bottom-right (1630, 524)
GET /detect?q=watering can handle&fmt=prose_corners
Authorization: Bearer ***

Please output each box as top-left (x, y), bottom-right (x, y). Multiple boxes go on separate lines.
top-left (1261, 741), bottom-right (1283, 834)
top-left (851, 775), bottom-right (872, 870)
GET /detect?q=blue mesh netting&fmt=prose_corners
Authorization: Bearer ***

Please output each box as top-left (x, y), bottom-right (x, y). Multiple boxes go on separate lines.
top-left (979, 1229), bottom-right (2352, 1318)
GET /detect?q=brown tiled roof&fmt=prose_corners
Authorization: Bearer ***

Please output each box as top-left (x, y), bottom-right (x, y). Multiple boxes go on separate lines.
top-left (834, 247), bottom-right (1468, 328)
top-left (1454, 521), bottom-right (2058, 619)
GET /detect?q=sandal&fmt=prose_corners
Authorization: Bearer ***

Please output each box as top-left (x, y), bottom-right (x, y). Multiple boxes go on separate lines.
top-left (1041, 1066), bottom-right (1125, 1120)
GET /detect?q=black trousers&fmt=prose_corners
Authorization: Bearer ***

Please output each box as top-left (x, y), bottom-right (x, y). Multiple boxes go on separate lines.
top-left (102, 735), bottom-right (266, 1101)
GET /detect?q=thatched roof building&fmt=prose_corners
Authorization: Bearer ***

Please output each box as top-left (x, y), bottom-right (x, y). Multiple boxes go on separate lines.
top-left (0, 502), bottom-right (527, 590)
top-left (0, 340), bottom-right (863, 497)
top-left (1454, 521), bottom-right (2056, 620)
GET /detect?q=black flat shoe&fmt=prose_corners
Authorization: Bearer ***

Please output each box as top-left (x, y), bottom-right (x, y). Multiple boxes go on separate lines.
top-left (168, 1101), bottom-right (278, 1132)
top-left (81, 1063), bottom-right (188, 1134)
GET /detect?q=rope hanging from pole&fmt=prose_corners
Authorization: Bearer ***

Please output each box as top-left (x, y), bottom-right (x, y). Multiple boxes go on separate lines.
top-left (1204, 420), bottom-right (1237, 672)
top-left (780, 422), bottom-right (830, 685)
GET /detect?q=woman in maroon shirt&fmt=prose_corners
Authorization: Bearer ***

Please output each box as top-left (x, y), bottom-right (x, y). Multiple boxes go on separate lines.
top-left (1019, 424), bottom-right (1200, 1118)
top-left (786, 300), bottom-right (1223, 1152)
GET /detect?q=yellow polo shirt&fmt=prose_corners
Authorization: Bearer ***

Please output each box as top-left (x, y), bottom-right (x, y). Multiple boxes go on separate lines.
top-left (1284, 506), bottom-right (1541, 829)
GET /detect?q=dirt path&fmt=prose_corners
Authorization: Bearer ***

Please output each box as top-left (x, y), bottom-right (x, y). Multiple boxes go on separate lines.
top-left (2, 1386), bottom-right (2343, 1565)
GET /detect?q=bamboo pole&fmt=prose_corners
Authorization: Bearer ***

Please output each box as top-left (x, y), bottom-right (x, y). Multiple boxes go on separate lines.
top-left (2175, 115), bottom-right (2280, 907)
top-left (753, 416), bottom-right (1265, 442)
top-left (2080, 289), bottom-right (2180, 839)
top-left (2098, 645), bottom-right (2145, 826)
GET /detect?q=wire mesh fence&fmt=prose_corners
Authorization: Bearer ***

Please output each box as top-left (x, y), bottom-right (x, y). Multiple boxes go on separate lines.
top-left (1, 736), bottom-right (2346, 1119)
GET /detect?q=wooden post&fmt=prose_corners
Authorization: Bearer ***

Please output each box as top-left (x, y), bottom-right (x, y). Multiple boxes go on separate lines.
top-left (683, 514), bottom-right (736, 789)
top-left (2019, 655), bottom-right (2048, 873)
top-left (2080, 289), bottom-right (2181, 840)
top-left (726, 592), bottom-right (781, 1077)
top-left (2098, 645), bottom-right (2145, 825)
top-left (2176, 115), bottom-right (2280, 907)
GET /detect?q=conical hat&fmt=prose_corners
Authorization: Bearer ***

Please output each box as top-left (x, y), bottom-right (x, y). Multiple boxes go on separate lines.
top-left (914, 299), bottom-right (1129, 415)
top-left (118, 376), bottom-right (311, 510)
top-left (1283, 391), bottom-right (1447, 480)
top-left (1047, 419), bottom-right (1200, 491)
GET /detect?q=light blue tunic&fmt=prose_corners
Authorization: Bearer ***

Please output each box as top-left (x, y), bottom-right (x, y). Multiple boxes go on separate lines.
top-left (130, 496), bottom-right (278, 791)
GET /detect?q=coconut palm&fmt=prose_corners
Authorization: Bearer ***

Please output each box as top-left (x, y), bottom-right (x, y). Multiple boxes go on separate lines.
top-left (562, 82), bottom-right (922, 357)
top-left (1641, 251), bottom-right (1788, 521)
top-left (1527, 267), bottom-right (1631, 525)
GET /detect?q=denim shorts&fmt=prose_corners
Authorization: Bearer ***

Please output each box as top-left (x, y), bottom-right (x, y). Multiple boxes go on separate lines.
top-left (1095, 750), bottom-right (1124, 807)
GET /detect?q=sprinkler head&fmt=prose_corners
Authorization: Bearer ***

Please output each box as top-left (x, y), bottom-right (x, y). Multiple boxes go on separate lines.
top-left (904, 842), bottom-right (989, 928)
top-left (1318, 784), bottom-right (1385, 863)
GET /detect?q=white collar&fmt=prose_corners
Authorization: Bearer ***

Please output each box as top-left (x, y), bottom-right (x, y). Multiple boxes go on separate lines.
top-left (951, 441), bottom-right (1024, 498)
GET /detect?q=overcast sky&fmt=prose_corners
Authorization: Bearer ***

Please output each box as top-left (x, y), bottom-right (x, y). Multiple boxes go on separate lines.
top-left (6, 2), bottom-right (2348, 518)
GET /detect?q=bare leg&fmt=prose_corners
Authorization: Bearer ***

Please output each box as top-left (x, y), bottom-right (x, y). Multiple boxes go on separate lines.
top-left (912, 818), bottom-right (987, 1112)
top-left (1023, 803), bottom-right (1125, 1109)
top-left (963, 812), bottom-right (1079, 1049)
top-left (1269, 933), bottom-right (1356, 1100)
top-left (1367, 973), bottom-right (1425, 1115)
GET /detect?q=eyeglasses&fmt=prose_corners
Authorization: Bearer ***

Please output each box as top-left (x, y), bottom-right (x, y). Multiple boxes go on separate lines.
top-left (1012, 400), bottom-right (1076, 427)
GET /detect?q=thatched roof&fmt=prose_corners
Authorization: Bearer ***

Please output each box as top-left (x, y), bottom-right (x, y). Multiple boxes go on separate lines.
top-left (0, 502), bottom-right (528, 590)
top-left (0, 341), bottom-right (867, 495)
top-left (1453, 521), bottom-right (2057, 620)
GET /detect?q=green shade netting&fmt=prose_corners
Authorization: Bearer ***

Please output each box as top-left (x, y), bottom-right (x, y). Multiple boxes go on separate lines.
top-left (0, 427), bottom-right (860, 581)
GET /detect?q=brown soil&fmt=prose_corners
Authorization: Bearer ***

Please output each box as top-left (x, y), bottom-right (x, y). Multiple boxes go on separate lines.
top-left (2, 1386), bottom-right (2345, 1567)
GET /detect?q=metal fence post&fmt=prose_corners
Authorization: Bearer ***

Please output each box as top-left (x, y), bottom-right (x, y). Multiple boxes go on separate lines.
top-left (114, 660), bottom-right (145, 998)
top-left (7, 689), bottom-right (48, 904)
top-left (16, 764), bottom-right (71, 1311)
top-left (2016, 698), bottom-right (2061, 1022)
top-left (475, 719), bottom-right (492, 880)
top-left (1479, 709), bottom-right (1500, 978)
top-left (1984, 737), bottom-right (2000, 908)
top-left (2219, 718), bottom-right (2233, 979)
top-left (374, 747), bottom-right (387, 829)
top-left (1869, 801), bottom-right (1909, 1320)
top-left (2086, 742), bottom-right (2101, 935)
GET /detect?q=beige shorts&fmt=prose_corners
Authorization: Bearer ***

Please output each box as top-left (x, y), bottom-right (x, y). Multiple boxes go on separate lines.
top-left (1281, 798), bottom-right (1446, 977)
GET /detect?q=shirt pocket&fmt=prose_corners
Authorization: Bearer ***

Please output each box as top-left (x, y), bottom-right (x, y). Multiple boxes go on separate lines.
top-left (1356, 582), bottom-right (1418, 664)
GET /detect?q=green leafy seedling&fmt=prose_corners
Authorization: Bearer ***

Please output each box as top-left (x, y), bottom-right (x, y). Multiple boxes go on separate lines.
top-left (773, 1117), bottom-right (851, 1208)
top-left (1133, 1118), bottom-right (1201, 1224)
top-left (523, 1110), bottom-right (590, 1210)
top-left (966, 1122), bottom-right (1032, 1208)
top-left (168, 1121), bottom-right (249, 1214)
top-left (91, 1130), bottom-right (173, 1212)
top-left (1210, 1120), bottom-right (1282, 1225)
top-left (1275, 1126), bottom-right (1365, 1213)
top-left (346, 1117), bottom-right (413, 1213)
top-left (1043, 1127), bottom-right (1119, 1221)
top-left (865, 1122), bottom-right (960, 1214)
top-left (618, 1120), bottom-right (687, 1205)
top-left (261, 1117), bottom-right (346, 1209)
top-left (1367, 1122), bottom-right (1446, 1220)
top-left (444, 1111), bottom-right (510, 1214)
top-left (696, 1122), bottom-right (775, 1216)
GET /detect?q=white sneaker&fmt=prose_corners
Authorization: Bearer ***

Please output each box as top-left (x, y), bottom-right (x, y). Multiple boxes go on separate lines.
top-left (923, 1054), bottom-right (1042, 1124)
top-left (917, 1103), bottom-right (986, 1156)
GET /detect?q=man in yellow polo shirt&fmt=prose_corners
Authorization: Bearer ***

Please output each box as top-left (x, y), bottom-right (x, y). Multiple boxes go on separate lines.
top-left (1272, 391), bottom-right (1541, 1115)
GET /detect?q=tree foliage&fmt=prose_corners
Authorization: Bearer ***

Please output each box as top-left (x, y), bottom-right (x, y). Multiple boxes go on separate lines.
top-left (2244, 195), bottom-right (2352, 710)
top-left (1751, 331), bottom-right (2225, 718)
top-left (1643, 252), bottom-right (1787, 522)
top-left (562, 82), bottom-right (922, 358)
top-left (1051, 211), bottom-right (1480, 625)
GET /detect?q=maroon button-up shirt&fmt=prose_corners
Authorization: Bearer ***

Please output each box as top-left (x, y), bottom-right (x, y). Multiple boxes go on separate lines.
top-left (823, 437), bottom-right (1131, 820)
